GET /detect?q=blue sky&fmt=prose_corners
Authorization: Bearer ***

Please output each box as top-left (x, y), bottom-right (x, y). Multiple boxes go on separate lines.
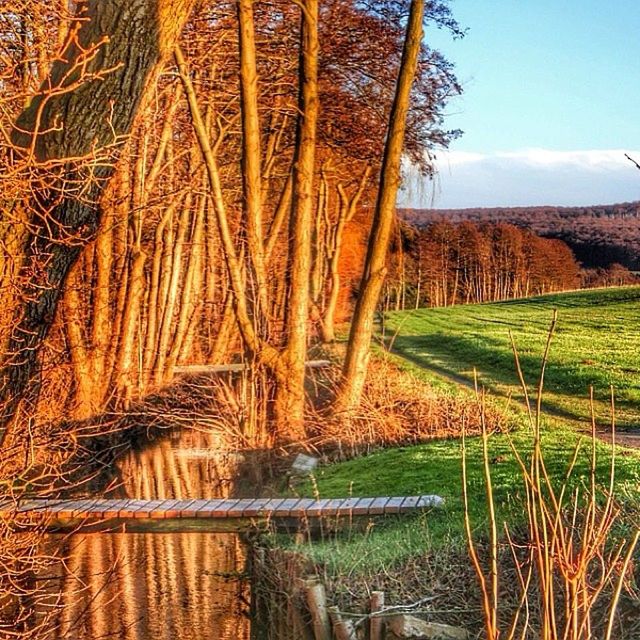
top-left (402, 0), bottom-right (640, 208)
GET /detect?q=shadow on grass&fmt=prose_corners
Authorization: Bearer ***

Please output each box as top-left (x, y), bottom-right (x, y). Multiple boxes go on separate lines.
top-left (390, 331), bottom-right (640, 430)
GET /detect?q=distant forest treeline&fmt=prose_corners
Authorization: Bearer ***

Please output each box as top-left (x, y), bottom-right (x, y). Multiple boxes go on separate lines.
top-left (400, 201), bottom-right (640, 270)
top-left (382, 220), bottom-right (637, 310)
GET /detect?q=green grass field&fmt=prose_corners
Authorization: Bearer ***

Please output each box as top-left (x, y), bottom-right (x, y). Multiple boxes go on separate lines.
top-left (290, 426), bottom-right (640, 572)
top-left (384, 286), bottom-right (640, 429)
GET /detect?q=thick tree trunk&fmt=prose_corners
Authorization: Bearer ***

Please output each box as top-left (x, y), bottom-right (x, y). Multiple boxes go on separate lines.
top-left (338, 0), bottom-right (425, 413)
top-left (0, 0), bottom-right (196, 442)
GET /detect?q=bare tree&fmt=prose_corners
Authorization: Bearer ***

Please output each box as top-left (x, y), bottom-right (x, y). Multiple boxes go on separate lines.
top-left (338, 0), bottom-right (426, 413)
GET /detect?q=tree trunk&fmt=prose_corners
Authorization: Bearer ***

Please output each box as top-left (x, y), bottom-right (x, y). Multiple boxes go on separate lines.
top-left (176, 46), bottom-right (281, 372)
top-left (166, 191), bottom-right (205, 374)
top-left (238, 0), bottom-right (268, 314)
top-left (338, 0), bottom-right (425, 413)
top-left (89, 210), bottom-right (113, 400)
top-left (142, 194), bottom-right (182, 386)
top-left (0, 0), bottom-right (196, 443)
top-left (153, 195), bottom-right (192, 384)
top-left (63, 269), bottom-right (95, 419)
top-left (274, 0), bottom-right (319, 440)
top-left (113, 249), bottom-right (146, 405)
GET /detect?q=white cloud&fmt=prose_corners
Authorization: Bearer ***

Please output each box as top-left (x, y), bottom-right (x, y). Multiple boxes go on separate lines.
top-left (438, 148), bottom-right (640, 168)
top-left (401, 148), bottom-right (640, 209)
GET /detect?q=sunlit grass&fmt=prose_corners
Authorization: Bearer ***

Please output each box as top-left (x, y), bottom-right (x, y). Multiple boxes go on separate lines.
top-left (286, 424), bottom-right (640, 574)
top-left (384, 286), bottom-right (640, 428)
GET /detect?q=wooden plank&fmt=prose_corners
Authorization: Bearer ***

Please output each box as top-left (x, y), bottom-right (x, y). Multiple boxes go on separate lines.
top-left (21, 499), bottom-right (65, 513)
top-left (8, 494), bottom-right (441, 526)
top-left (178, 499), bottom-right (209, 518)
top-left (116, 500), bottom-right (146, 518)
top-left (85, 500), bottom-right (122, 518)
top-left (174, 363), bottom-right (247, 375)
top-left (226, 499), bottom-right (257, 518)
top-left (199, 499), bottom-right (241, 518)
top-left (154, 499), bottom-right (182, 519)
top-left (130, 499), bottom-right (168, 519)
top-left (174, 360), bottom-right (331, 376)
top-left (290, 498), bottom-right (317, 517)
top-left (147, 499), bottom-right (180, 518)
top-left (351, 497), bottom-right (375, 515)
top-left (16, 500), bottom-right (51, 513)
top-left (173, 499), bottom-right (197, 518)
top-left (319, 498), bottom-right (347, 516)
top-left (398, 496), bottom-right (421, 513)
top-left (27, 499), bottom-right (69, 516)
top-left (96, 499), bottom-right (132, 519)
top-left (368, 497), bottom-right (390, 515)
top-left (383, 497), bottom-right (405, 514)
top-left (193, 499), bottom-right (229, 518)
top-left (334, 497), bottom-right (360, 515)
top-left (39, 499), bottom-right (91, 518)
top-left (271, 498), bottom-right (302, 516)
top-left (258, 498), bottom-right (287, 515)
top-left (242, 498), bottom-right (276, 518)
top-left (125, 499), bottom-right (156, 518)
top-left (305, 499), bottom-right (331, 517)
top-left (66, 499), bottom-right (98, 518)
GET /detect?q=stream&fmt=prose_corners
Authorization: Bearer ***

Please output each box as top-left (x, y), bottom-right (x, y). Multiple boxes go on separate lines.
top-left (41, 428), bottom-right (252, 639)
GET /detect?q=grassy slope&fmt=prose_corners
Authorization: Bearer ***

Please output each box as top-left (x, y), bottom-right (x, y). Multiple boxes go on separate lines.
top-left (283, 288), bottom-right (640, 575)
top-left (290, 425), bottom-right (640, 572)
top-left (384, 286), bottom-right (640, 429)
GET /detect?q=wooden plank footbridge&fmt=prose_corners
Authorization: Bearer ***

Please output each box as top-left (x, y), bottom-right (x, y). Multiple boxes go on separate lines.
top-left (1, 495), bottom-right (444, 533)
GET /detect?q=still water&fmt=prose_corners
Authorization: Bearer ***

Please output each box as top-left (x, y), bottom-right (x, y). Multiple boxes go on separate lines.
top-left (44, 429), bottom-right (251, 639)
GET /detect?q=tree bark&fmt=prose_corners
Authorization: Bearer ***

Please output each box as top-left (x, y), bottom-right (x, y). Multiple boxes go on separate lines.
top-left (237, 0), bottom-right (268, 314)
top-left (0, 0), bottom-right (196, 442)
top-left (274, 0), bottom-right (319, 439)
top-left (338, 0), bottom-right (425, 413)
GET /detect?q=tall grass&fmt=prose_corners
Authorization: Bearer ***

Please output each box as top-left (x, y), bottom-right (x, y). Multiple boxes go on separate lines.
top-left (464, 314), bottom-right (639, 640)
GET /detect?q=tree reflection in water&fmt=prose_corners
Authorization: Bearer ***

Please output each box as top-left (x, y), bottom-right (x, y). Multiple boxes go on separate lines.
top-left (43, 429), bottom-right (250, 640)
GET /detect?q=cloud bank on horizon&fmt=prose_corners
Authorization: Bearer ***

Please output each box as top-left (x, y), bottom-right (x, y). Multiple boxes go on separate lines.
top-left (400, 149), bottom-right (640, 210)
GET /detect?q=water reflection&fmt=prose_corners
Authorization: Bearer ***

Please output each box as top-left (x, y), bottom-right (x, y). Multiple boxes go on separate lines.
top-left (46, 429), bottom-right (250, 639)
